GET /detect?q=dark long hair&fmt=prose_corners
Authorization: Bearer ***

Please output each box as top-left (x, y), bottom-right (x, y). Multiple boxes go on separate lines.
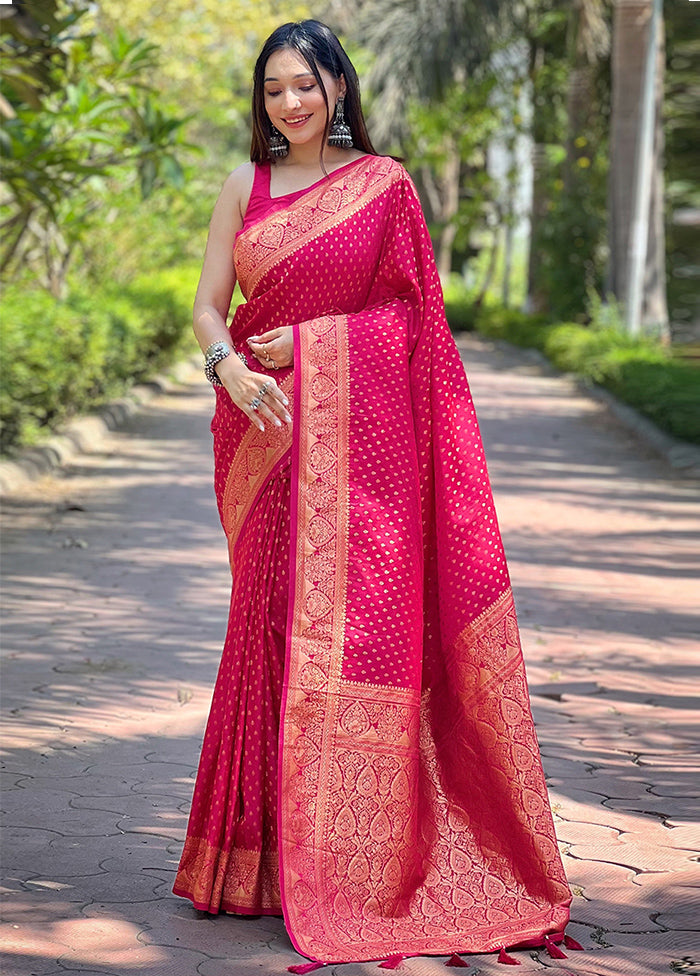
top-left (250, 20), bottom-right (378, 163)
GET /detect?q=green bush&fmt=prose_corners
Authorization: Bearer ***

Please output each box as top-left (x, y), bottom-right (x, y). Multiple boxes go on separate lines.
top-left (0, 263), bottom-right (202, 453)
top-left (442, 284), bottom-right (700, 445)
top-left (442, 275), bottom-right (479, 332)
top-left (474, 305), bottom-right (553, 349)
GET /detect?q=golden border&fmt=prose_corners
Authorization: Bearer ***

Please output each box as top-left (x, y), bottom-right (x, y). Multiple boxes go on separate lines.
top-left (236, 156), bottom-right (402, 299)
top-left (221, 373), bottom-right (294, 561)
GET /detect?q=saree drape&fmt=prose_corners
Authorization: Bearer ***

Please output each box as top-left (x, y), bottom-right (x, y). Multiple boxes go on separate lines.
top-left (174, 155), bottom-right (571, 965)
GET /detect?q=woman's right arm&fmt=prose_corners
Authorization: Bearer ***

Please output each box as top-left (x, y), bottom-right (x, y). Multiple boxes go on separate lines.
top-left (193, 165), bottom-right (291, 431)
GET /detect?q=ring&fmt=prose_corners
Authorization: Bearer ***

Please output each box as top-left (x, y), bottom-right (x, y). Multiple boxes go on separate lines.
top-left (250, 396), bottom-right (262, 411)
top-left (259, 383), bottom-right (270, 397)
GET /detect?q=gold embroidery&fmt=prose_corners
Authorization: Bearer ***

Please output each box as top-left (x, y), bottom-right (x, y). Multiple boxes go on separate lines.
top-left (221, 374), bottom-right (294, 560)
top-left (176, 836), bottom-right (281, 914)
top-left (235, 157), bottom-right (401, 299)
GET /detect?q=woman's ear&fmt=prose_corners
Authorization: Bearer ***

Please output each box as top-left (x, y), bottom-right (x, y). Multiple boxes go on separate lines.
top-left (338, 74), bottom-right (347, 97)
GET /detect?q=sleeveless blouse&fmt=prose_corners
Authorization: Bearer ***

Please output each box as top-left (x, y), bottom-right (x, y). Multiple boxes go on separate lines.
top-left (236, 158), bottom-right (367, 240)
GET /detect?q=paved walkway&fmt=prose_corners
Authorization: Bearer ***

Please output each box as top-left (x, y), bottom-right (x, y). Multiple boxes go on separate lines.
top-left (1, 335), bottom-right (697, 976)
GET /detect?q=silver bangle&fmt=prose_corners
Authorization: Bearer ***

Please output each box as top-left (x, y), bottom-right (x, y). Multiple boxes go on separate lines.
top-left (205, 343), bottom-right (249, 387)
top-left (204, 341), bottom-right (231, 386)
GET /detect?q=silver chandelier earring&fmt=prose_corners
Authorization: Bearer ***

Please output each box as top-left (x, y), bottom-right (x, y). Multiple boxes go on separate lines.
top-left (269, 124), bottom-right (289, 158)
top-left (328, 95), bottom-right (353, 149)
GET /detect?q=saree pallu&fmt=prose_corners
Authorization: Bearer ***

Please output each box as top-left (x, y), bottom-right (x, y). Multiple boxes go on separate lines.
top-left (174, 155), bottom-right (571, 964)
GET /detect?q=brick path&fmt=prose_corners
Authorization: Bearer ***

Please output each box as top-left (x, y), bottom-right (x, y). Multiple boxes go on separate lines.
top-left (1, 335), bottom-right (697, 976)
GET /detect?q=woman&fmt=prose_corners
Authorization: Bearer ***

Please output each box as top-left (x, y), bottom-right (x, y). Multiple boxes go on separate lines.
top-left (173, 20), bottom-right (574, 970)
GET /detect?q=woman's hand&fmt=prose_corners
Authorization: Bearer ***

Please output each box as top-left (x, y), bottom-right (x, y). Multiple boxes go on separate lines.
top-left (215, 356), bottom-right (292, 432)
top-left (247, 327), bottom-right (294, 371)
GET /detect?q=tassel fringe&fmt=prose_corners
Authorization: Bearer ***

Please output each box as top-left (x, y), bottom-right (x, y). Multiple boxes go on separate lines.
top-left (445, 954), bottom-right (470, 968)
top-left (497, 947), bottom-right (521, 965)
top-left (544, 936), bottom-right (567, 959)
top-left (287, 935), bottom-right (582, 973)
top-left (378, 955), bottom-right (406, 970)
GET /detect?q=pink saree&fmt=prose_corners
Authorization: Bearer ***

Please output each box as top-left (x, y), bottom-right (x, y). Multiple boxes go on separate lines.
top-left (174, 155), bottom-right (571, 965)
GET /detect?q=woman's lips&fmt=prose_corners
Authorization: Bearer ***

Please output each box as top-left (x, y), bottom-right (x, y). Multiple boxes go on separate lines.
top-left (282, 114), bottom-right (312, 128)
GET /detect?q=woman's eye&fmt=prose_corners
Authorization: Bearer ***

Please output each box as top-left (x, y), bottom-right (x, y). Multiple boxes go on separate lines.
top-left (266, 90), bottom-right (282, 97)
top-left (300, 85), bottom-right (315, 92)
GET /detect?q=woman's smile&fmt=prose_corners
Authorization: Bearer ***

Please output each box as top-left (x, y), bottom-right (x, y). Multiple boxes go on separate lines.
top-left (263, 48), bottom-right (345, 152)
top-left (282, 114), bottom-right (312, 128)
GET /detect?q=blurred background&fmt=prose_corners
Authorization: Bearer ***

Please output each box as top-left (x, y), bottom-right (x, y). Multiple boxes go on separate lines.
top-left (1, 0), bottom-right (698, 454)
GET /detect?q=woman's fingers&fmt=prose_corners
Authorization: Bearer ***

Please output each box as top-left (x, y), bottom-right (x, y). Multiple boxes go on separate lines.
top-left (223, 370), bottom-right (292, 431)
top-left (248, 380), bottom-right (292, 428)
top-left (249, 327), bottom-right (283, 342)
top-left (247, 327), bottom-right (294, 370)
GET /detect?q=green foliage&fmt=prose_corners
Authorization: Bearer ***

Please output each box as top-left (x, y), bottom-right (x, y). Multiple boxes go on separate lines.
top-left (0, 263), bottom-right (202, 453)
top-left (442, 281), bottom-right (700, 444)
top-left (405, 74), bottom-right (500, 268)
top-left (0, 5), bottom-right (193, 293)
top-left (533, 151), bottom-right (609, 322)
top-left (442, 275), bottom-right (480, 331)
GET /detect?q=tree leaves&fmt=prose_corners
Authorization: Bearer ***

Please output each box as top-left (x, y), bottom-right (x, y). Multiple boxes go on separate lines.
top-left (0, 4), bottom-right (192, 291)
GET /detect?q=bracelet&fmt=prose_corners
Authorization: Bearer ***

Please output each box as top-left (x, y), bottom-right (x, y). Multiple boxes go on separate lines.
top-left (203, 342), bottom-right (248, 386)
top-left (204, 341), bottom-right (230, 386)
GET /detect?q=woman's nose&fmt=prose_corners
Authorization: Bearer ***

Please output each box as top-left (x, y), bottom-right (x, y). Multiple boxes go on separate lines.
top-left (283, 89), bottom-right (301, 110)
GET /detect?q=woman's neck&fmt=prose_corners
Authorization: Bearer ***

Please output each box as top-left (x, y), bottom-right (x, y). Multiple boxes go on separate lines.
top-left (282, 141), bottom-right (352, 171)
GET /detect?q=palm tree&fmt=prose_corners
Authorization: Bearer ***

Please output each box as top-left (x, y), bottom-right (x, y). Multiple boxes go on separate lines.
top-left (326, 0), bottom-right (506, 275)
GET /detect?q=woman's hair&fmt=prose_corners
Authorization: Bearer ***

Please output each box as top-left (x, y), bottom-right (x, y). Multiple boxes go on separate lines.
top-left (250, 20), bottom-right (378, 163)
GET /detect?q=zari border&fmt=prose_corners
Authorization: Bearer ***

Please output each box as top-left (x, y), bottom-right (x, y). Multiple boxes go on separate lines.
top-left (280, 312), bottom-right (351, 961)
top-left (236, 156), bottom-right (401, 299)
top-left (173, 836), bottom-right (281, 915)
top-left (278, 317), bottom-right (570, 962)
top-left (220, 373), bottom-right (294, 563)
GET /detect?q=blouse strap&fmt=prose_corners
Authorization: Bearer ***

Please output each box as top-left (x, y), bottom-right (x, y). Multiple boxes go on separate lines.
top-left (251, 161), bottom-right (271, 202)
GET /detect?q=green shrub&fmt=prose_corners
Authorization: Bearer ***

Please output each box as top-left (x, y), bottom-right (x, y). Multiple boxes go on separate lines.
top-left (596, 349), bottom-right (700, 443)
top-left (475, 305), bottom-right (553, 350)
top-left (441, 279), bottom-right (699, 445)
top-left (442, 276), bottom-right (478, 331)
top-left (0, 262), bottom-right (202, 453)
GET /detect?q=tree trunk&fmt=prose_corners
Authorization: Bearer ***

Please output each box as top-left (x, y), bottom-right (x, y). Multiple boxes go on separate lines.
top-left (525, 42), bottom-right (549, 314)
top-left (475, 229), bottom-right (499, 308)
top-left (436, 139), bottom-right (461, 278)
top-left (564, 63), bottom-right (596, 192)
top-left (609, 0), bottom-right (668, 336)
top-left (526, 142), bottom-right (549, 313)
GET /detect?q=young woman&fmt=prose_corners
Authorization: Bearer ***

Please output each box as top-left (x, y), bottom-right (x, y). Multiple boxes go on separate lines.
top-left (173, 19), bottom-right (573, 970)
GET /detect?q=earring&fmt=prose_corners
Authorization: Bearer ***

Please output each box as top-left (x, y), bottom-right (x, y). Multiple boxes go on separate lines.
top-left (328, 95), bottom-right (353, 149)
top-left (269, 124), bottom-right (289, 158)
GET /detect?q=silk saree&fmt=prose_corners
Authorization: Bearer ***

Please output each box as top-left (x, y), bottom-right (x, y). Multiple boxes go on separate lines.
top-left (173, 154), bottom-right (572, 965)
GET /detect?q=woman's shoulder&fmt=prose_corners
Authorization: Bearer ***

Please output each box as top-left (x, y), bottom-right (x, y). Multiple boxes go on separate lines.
top-left (220, 162), bottom-right (258, 222)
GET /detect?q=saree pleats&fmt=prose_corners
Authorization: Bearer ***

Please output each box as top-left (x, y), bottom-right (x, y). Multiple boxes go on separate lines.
top-left (173, 454), bottom-right (291, 915)
top-left (174, 155), bottom-right (571, 963)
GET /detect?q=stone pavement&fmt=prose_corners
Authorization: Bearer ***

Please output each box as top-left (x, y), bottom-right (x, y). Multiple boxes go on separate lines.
top-left (1, 335), bottom-right (698, 976)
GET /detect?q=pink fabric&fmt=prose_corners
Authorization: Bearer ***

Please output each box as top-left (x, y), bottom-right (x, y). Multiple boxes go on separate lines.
top-left (174, 155), bottom-right (571, 964)
top-left (236, 156), bottom-right (369, 240)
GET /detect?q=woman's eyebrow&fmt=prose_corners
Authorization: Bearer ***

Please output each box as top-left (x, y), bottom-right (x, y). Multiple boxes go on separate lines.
top-left (264, 73), bottom-right (315, 82)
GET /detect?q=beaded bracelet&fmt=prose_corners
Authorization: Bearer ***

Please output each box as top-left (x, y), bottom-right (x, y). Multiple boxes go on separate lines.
top-left (203, 342), bottom-right (247, 386)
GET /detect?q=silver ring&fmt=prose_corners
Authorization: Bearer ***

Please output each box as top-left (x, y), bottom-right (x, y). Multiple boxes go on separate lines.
top-left (259, 383), bottom-right (270, 398)
top-left (250, 396), bottom-right (262, 411)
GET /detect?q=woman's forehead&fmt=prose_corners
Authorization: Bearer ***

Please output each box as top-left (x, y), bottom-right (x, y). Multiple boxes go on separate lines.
top-left (264, 48), bottom-right (315, 81)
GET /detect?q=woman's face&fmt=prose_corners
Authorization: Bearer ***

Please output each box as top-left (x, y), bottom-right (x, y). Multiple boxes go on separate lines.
top-left (263, 47), bottom-right (345, 151)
